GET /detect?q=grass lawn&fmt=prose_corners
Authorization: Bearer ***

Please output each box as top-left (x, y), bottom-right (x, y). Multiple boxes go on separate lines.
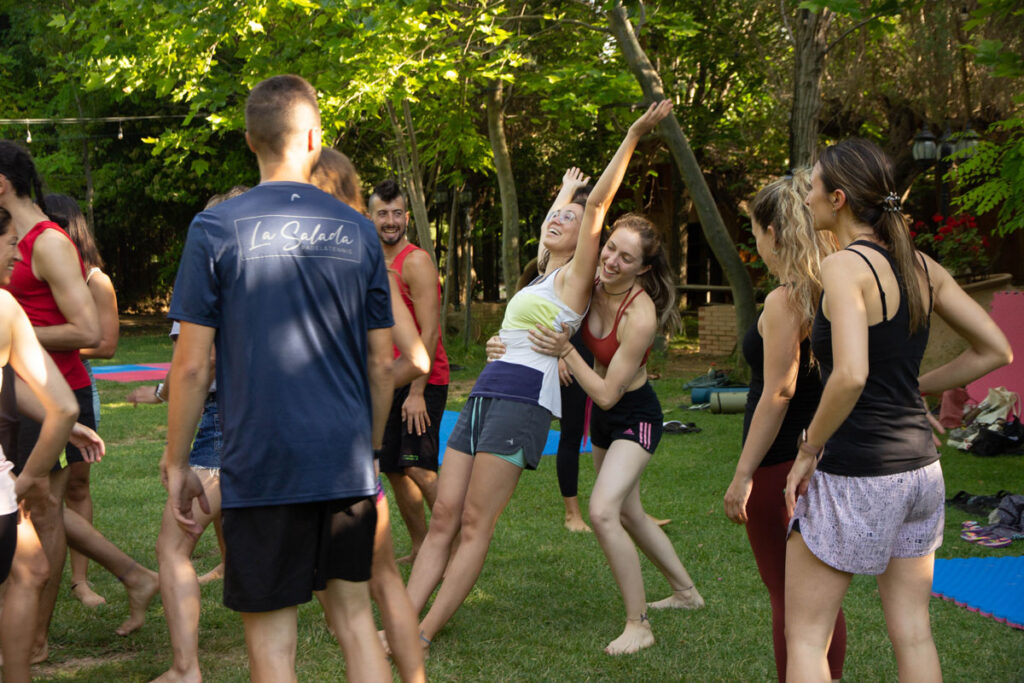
top-left (30, 329), bottom-right (1024, 681)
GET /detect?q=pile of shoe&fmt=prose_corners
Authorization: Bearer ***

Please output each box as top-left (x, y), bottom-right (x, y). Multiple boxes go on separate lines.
top-left (953, 493), bottom-right (1024, 549)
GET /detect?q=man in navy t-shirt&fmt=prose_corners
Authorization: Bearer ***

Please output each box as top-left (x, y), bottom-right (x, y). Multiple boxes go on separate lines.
top-left (163, 74), bottom-right (394, 682)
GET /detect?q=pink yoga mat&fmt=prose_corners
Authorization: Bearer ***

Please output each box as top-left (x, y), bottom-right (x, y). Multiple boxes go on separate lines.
top-left (967, 291), bottom-right (1024, 402)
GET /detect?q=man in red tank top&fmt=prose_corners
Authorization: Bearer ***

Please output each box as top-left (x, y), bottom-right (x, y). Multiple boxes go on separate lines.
top-left (370, 180), bottom-right (449, 562)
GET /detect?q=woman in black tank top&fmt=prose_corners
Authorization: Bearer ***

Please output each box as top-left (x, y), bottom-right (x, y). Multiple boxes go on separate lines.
top-left (783, 139), bottom-right (1011, 681)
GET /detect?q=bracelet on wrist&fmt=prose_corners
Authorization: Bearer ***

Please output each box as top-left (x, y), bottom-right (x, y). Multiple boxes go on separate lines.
top-left (154, 383), bottom-right (166, 403)
top-left (797, 428), bottom-right (823, 461)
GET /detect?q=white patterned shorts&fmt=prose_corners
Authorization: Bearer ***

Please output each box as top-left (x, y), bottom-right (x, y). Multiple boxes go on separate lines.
top-left (788, 460), bottom-right (945, 575)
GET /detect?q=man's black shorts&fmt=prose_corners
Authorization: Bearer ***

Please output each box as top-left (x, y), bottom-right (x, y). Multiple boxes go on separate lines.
top-left (379, 383), bottom-right (447, 473)
top-left (221, 496), bottom-right (376, 612)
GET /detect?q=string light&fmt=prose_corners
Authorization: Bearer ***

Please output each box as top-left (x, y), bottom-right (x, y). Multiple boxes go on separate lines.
top-left (25, 124), bottom-right (31, 144)
top-left (117, 122), bottom-right (124, 140)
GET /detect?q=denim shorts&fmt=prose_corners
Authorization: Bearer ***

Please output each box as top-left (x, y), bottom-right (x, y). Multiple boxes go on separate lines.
top-left (189, 394), bottom-right (222, 470)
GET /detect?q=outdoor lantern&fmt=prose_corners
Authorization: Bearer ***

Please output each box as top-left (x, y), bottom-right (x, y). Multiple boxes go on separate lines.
top-left (912, 125), bottom-right (936, 165)
top-left (955, 125), bottom-right (980, 157)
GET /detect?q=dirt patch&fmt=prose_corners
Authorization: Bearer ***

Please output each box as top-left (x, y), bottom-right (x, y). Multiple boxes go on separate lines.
top-left (34, 652), bottom-right (136, 677)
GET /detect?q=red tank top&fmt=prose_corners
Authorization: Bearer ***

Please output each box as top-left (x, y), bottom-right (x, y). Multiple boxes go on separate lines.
top-left (580, 286), bottom-right (652, 368)
top-left (390, 243), bottom-right (449, 385)
top-left (6, 222), bottom-right (91, 390)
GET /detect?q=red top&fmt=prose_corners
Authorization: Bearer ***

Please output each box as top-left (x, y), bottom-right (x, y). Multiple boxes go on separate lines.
top-left (6, 221), bottom-right (91, 390)
top-left (580, 286), bottom-right (652, 369)
top-left (391, 243), bottom-right (449, 385)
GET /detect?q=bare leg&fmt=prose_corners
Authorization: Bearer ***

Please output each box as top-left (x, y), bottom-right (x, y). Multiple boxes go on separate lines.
top-left (419, 453), bottom-right (521, 641)
top-left (876, 554), bottom-right (941, 682)
top-left (241, 607), bottom-right (299, 683)
top-left (405, 449), bottom-right (474, 615)
top-left (588, 444), bottom-right (655, 655)
top-left (197, 501), bottom-right (226, 585)
top-left (151, 471), bottom-right (221, 683)
top-left (387, 472), bottom-right (427, 564)
top-left (1, 511), bottom-right (50, 682)
top-left (65, 460), bottom-right (105, 606)
top-left (785, 532), bottom-right (851, 682)
top-left (63, 505), bottom-right (159, 635)
top-left (405, 466), bottom-right (438, 509)
top-left (369, 500), bottom-right (425, 683)
top-left (563, 495), bottom-right (591, 533)
top-left (31, 467), bottom-right (70, 660)
top-left (321, 579), bottom-right (391, 682)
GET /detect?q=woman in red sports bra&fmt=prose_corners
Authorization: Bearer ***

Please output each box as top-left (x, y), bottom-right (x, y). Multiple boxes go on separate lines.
top-left (530, 214), bottom-right (704, 655)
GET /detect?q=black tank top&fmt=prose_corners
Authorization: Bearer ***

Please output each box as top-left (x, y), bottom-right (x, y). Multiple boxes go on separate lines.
top-left (812, 240), bottom-right (936, 476)
top-left (741, 314), bottom-right (822, 468)
top-left (0, 366), bottom-right (18, 473)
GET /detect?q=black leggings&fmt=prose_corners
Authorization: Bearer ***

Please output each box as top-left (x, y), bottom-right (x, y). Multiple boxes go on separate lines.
top-left (556, 333), bottom-right (592, 499)
top-left (0, 510), bottom-right (17, 583)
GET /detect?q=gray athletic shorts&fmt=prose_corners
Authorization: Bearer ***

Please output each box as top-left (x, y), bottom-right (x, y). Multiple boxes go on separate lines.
top-left (789, 460), bottom-right (945, 575)
top-left (445, 396), bottom-right (551, 470)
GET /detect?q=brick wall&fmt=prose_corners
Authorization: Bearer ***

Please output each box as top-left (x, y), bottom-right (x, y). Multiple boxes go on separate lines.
top-left (698, 304), bottom-right (737, 355)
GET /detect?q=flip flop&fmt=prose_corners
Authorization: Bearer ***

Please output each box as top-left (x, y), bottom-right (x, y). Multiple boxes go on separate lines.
top-left (960, 529), bottom-right (1013, 548)
top-left (663, 421), bottom-right (701, 434)
top-left (961, 520), bottom-right (983, 531)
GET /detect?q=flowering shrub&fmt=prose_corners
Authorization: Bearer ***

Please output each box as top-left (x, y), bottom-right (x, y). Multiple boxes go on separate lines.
top-left (912, 213), bottom-right (990, 278)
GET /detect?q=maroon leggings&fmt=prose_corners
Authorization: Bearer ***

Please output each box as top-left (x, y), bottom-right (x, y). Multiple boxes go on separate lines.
top-left (746, 459), bottom-right (847, 681)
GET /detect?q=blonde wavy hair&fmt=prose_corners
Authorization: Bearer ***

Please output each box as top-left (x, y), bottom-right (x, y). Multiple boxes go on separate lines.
top-left (749, 168), bottom-right (837, 328)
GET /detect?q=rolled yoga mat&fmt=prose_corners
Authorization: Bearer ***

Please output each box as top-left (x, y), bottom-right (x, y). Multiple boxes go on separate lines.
top-left (709, 389), bottom-right (749, 414)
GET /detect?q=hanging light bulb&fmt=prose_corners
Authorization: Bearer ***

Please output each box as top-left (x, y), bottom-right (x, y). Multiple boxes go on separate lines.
top-left (117, 122), bottom-right (124, 140)
top-left (25, 124), bottom-right (32, 144)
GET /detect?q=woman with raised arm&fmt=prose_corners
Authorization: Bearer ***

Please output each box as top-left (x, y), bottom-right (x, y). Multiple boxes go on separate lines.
top-left (529, 211), bottom-right (704, 655)
top-left (45, 193), bottom-right (119, 608)
top-left (405, 101), bottom-right (673, 647)
top-left (722, 171), bottom-right (846, 681)
top-left (784, 139), bottom-right (1011, 681)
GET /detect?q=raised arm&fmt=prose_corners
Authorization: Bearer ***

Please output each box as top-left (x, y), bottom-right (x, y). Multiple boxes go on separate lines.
top-left (917, 255), bottom-right (1012, 394)
top-left (724, 289), bottom-right (803, 524)
top-left (537, 167), bottom-right (591, 265)
top-left (28, 229), bottom-right (100, 350)
top-left (560, 101), bottom-right (673, 314)
top-left (80, 270), bottom-right (120, 359)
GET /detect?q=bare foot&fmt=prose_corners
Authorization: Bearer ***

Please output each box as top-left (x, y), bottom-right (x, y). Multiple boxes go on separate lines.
top-left (604, 618), bottom-right (654, 655)
top-left (31, 641), bottom-right (49, 665)
top-left (149, 666), bottom-right (202, 683)
top-left (71, 581), bottom-right (107, 607)
top-left (197, 562), bottom-right (224, 585)
top-left (564, 513), bottom-right (592, 533)
top-left (647, 513), bottom-right (671, 527)
top-left (647, 586), bottom-right (705, 610)
top-left (116, 565), bottom-right (160, 636)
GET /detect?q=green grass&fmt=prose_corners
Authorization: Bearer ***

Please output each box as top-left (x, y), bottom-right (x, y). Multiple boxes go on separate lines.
top-left (33, 332), bottom-right (1024, 681)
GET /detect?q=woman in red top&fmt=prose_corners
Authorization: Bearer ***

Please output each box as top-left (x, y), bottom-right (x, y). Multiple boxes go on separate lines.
top-left (531, 215), bottom-right (704, 655)
top-left (0, 141), bottom-right (157, 660)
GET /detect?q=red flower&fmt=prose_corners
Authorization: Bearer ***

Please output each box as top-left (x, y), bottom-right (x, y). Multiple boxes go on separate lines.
top-left (939, 225), bottom-right (953, 235)
top-left (914, 220), bottom-right (925, 229)
top-left (934, 234), bottom-right (945, 242)
top-left (910, 230), bottom-right (918, 238)
top-left (982, 236), bottom-right (990, 247)
top-left (932, 214), bottom-right (944, 223)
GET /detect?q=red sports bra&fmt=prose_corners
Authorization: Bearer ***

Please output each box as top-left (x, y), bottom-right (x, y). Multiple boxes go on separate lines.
top-left (580, 286), bottom-right (652, 368)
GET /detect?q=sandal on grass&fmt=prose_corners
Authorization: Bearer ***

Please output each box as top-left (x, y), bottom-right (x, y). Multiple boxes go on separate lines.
top-left (960, 529), bottom-right (1013, 548)
top-left (663, 421), bottom-right (701, 434)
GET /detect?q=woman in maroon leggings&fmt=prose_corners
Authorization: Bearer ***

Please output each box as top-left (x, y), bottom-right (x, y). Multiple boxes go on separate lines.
top-left (723, 170), bottom-right (845, 681)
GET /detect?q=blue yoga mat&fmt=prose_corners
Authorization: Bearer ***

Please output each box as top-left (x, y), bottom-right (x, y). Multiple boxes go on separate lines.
top-left (932, 555), bottom-right (1024, 630)
top-left (437, 409), bottom-right (591, 465)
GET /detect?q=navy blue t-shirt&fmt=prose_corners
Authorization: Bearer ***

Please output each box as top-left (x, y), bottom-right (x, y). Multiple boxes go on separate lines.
top-left (168, 181), bottom-right (393, 508)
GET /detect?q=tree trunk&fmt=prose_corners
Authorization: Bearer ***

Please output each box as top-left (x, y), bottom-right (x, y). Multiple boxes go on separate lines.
top-left (608, 2), bottom-right (756, 350)
top-left (462, 208), bottom-right (474, 348)
top-left (385, 99), bottom-right (436, 262)
top-left (441, 191), bottom-right (460, 338)
top-left (788, 7), bottom-right (833, 168)
top-left (487, 80), bottom-right (520, 298)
